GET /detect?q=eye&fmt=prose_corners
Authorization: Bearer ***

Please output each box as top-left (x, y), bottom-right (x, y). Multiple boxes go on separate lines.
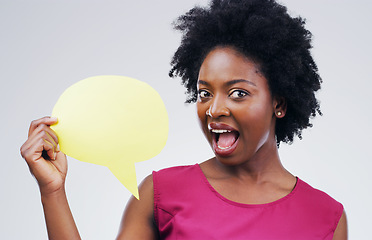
top-left (229, 90), bottom-right (248, 99)
top-left (198, 89), bottom-right (212, 99)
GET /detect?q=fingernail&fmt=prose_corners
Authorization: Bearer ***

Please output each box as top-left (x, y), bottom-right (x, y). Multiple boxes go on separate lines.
top-left (54, 152), bottom-right (57, 160)
top-left (50, 117), bottom-right (58, 121)
top-left (56, 145), bottom-right (60, 152)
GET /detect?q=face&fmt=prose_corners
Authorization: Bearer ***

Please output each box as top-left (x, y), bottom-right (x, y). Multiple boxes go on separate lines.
top-left (197, 46), bottom-right (283, 166)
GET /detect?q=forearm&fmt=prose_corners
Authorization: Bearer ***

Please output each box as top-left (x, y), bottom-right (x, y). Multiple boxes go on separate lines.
top-left (41, 189), bottom-right (81, 240)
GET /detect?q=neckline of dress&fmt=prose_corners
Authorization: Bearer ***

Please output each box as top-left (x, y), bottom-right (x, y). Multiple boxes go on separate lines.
top-left (195, 163), bottom-right (300, 208)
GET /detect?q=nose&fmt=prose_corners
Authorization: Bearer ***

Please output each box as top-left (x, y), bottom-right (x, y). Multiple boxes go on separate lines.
top-left (207, 95), bottom-right (230, 118)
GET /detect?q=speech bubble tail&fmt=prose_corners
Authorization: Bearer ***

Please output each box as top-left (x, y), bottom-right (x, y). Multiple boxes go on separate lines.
top-left (108, 163), bottom-right (139, 200)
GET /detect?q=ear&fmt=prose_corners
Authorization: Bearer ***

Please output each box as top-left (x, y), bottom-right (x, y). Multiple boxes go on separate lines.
top-left (273, 96), bottom-right (287, 118)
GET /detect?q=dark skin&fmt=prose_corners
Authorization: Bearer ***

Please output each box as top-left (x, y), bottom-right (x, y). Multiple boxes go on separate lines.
top-left (196, 46), bottom-right (295, 204)
top-left (21, 46), bottom-right (347, 239)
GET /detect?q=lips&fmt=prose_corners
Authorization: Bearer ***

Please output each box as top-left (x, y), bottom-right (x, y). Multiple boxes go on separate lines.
top-left (208, 123), bottom-right (240, 157)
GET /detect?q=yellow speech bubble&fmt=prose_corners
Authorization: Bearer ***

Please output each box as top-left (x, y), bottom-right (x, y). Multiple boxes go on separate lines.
top-left (50, 75), bottom-right (168, 199)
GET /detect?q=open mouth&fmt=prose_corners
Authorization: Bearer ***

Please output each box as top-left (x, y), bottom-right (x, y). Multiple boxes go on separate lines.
top-left (208, 128), bottom-right (240, 157)
top-left (208, 123), bottom-right (240, 156)
top-left (212, 129), bottom-right (240, 150)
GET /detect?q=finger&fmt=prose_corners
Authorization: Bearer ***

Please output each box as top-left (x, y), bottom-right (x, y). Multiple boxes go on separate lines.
top-left (23, 137), bottom-right (55, 163)
top-left (43, 139), bottom-right (56, 160)
top-left (47, 131), bottom-right (60, 152)
top-left (22, 130), bottom-right (58, 161)
top-left (28, 116), bottom-right (58, 137)
top-left (24, 127), bottom-right (57, 153)
top-left (43, 129), bottom-right (59, 151)
top-left (28, 123), bottom-right (59, 147)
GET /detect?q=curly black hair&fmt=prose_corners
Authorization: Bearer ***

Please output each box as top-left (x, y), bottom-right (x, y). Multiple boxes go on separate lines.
top-left (169, 0), bottom-right (322, 144)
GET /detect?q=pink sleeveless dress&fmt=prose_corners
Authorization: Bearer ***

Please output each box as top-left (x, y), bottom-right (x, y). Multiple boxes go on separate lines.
top-left (153, 164), bottom-right (343, 240)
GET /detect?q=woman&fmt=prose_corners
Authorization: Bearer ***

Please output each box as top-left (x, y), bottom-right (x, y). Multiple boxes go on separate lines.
top-left (20, 0), bottom-right (347, 239)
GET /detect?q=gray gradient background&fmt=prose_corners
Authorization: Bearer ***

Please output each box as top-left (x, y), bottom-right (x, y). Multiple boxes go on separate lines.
top-left (1, 0), bottom-right (371, 239)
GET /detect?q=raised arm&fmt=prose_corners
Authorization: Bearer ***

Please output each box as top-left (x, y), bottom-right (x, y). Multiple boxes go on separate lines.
top-left (20, 117), bottom-right (81, 240)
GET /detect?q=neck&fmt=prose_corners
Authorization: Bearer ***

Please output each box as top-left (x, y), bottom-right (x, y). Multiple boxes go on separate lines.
top-left (213, 139), bottom-right (291, 183)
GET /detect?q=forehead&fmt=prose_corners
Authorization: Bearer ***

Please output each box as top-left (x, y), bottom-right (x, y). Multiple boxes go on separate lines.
top-left (198, 46), bottom-right (266, 86)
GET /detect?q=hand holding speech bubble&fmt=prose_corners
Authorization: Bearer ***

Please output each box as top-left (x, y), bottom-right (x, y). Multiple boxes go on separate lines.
top-left (50, 75), bottom-right (168, 199)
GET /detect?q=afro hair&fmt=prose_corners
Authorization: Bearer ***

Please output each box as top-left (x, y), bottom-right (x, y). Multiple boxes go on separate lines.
top-left (169, 0), bottom-right (322, 144)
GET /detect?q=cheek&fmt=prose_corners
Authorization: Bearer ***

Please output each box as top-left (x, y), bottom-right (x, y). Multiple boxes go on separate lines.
top-left (196, 103), bottom-right (207, 123)
top-left (196, 103), bottom-right (209, 133)
top-left (196, 102), bottom-right (205, 121)
top-left (237, 102), bottom-right (273, 133)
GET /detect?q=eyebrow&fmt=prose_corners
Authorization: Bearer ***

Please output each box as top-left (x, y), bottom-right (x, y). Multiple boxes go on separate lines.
top-left (198, 79), bottom-right (257, 87)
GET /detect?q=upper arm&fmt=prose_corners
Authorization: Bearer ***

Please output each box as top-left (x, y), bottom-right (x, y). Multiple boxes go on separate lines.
top-left (116, 174), bottom-right (159, 240)
top-left (332, 210), bottom-right (348, 240)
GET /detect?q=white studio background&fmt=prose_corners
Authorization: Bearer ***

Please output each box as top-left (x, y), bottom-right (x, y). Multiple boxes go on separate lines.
top-left (1, 0), bottom-right (370, 239)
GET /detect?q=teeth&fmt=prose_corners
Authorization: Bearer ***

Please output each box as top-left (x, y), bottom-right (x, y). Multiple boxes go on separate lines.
top-left (211, 129), bottom-right (231, 133)
top-left (217, 145), bottom-right (230, 150)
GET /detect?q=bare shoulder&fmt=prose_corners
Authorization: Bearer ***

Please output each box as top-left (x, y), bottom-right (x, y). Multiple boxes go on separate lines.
top-left (116, 174), bottom-right (159, 240)
top-left (332, 210), bottom-right (348, 240)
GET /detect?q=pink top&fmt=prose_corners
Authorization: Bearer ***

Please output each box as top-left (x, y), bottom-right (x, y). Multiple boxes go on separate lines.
top-left (153, 164), bottom-right (343, 240)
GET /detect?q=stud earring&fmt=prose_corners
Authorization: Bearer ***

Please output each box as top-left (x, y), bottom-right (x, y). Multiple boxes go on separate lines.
top-left (276, 111), bottom-right (282, 117)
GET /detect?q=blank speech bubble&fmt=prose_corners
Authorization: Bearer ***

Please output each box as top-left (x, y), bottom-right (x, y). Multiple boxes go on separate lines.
top-left (50, 75), bottom-right (168, 199)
